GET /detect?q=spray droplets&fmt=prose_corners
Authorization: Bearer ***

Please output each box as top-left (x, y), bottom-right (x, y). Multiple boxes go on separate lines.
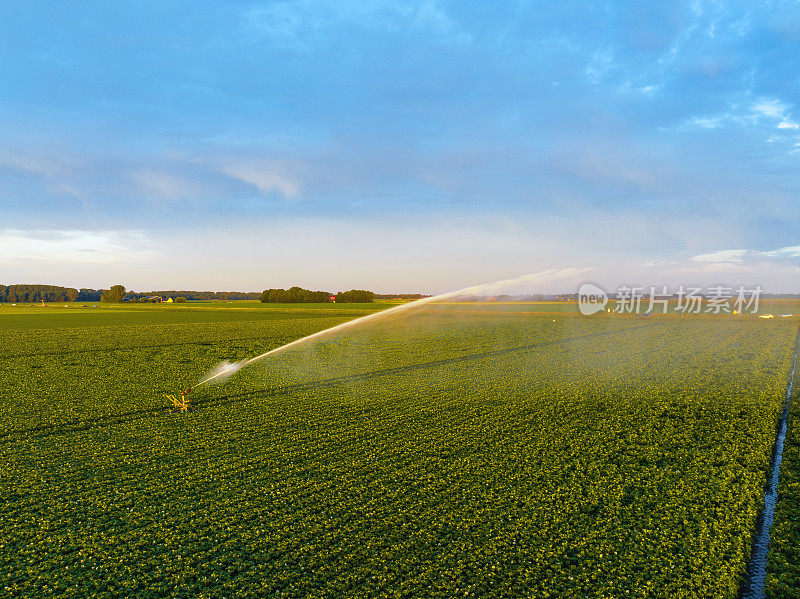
top-left (202, 360), bottom-right (244, 385)
top-left (190, 268), bottom-right (589, 390)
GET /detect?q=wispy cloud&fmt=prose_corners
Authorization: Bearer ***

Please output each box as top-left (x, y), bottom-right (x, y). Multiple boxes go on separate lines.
top-left (220, 163), bottom-right (299, 198)
top-left (689, 249), bottom-right (748, 263)
top-left (763, 245), bottom-right (800, 258)
top-left (753, 98), bottom-right (788, 119)
top-left (675, 97), bottom-right (800, 140)
top-left (690, 116), bottom-right (724, 129)
top-left (686, 246), bottom-right (800, 269)
top-left (130, 170), bottom-right (206, 201)
top-left (752, 97), bottom-right (800, 130)
top-left (585, 48), bottom-right (615, 84)
top-left (0, 229), bottom-right (158, 264)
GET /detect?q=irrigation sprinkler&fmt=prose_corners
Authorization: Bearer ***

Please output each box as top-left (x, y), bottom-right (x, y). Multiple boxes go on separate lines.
top-left (164, 388), bottom-right (193, 412)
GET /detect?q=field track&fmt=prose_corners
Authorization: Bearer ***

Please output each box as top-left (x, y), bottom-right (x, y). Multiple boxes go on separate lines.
top-left (742, 325), bottom-right (800, 598)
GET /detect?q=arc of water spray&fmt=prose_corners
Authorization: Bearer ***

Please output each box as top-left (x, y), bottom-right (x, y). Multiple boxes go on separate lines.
top-left (191, 268), bottom-right (590, 390)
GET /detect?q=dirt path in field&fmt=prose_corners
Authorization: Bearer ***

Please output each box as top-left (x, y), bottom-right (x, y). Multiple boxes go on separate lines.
top-left (741, 325), bottom-right (800, 599)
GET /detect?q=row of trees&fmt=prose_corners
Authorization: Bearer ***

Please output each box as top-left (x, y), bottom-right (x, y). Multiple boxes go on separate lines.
top-left (335, 289), bottom-right (375, 303)
top-left (1, 283), bottom-right (377, 304)
top-left (104, 285), bottom-right (254, 303)
top-left (145, 290), bottom-right (261, 301)
top-left (259, 287), bottom-right (376, 303)
top-left (0, 283), bottom-right (254, 303)
top-left (260, 287), bottom-right (331, 303)
top-left (0, 285), bottom-right (84, 303)
top-left (96, 286), bottom-right (261, 302)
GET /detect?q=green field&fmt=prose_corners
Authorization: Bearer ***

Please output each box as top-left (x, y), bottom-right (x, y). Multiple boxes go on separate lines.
top-left (2, 302), bottom-right (799, 598)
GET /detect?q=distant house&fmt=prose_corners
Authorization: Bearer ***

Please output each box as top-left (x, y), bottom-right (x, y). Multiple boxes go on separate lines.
top-left (329, 295), bottom-right (336, 302)
top-left (165, 297), bottom-right (173, 303)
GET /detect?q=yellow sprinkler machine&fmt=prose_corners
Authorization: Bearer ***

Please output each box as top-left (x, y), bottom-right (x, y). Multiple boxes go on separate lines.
top-left (164, 387), bottom-right (193, 413)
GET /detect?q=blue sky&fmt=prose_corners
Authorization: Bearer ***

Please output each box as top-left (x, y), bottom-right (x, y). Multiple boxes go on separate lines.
top-left (1, 1), bottom-right (799, 292)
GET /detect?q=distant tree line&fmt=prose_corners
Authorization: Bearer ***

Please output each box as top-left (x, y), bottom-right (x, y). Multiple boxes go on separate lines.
top-left (0, 283), bottom-right (381, 304)
top-left (78, 289), bottom-right (103, 301)
top-left (5, 283), bottom-right (800, 305)
top-left (259, 287), bottom-right (376, 303)
top-left (0, 284), bottom-right (81, 302)
top-left (141, 290), bottom-right (262, 301)
top-left (335, 289), bottom-right (375, 303)
top-left (260, 287), bottom-right (331, 303)
top-left (0, 284), bottom-right (263, 303)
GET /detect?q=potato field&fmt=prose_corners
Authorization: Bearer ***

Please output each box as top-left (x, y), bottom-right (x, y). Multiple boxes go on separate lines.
top-left (1, 302), bottom-right (799, 598)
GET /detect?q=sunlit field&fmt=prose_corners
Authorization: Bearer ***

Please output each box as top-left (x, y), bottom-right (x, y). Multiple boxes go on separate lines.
top-left (1, 302), bottom-right (798, 598)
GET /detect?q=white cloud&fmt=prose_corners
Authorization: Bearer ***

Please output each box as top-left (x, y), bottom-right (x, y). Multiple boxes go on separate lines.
top-left (691, 117), bottom-right (723, 129)
top-left (585, 48), bottom-right (615, 83)
top-left (0, 230), bottom-right (158, 265)
top-left (665, 246), bottom-right (800, 284)
top-left (130, 170), bottom-right (206, 200)
top-left (657, 1), bottom-right (703, 70)
top-left (660, 245), bottom-right (800, 289)
top-left (753, 98), bottom-right (788, 119)
top-left (752, 98), bottom-right (800, 130)
top-left (221, 164), bottom-right (299, 198)
top-left (678, 245), bottom-right (800, 277)
top-left (689, 249), bottom-right (748, 263)
top-left (683, 98), bottom-right (800, 135)
top-left (763, 245), bottom-right (800, 257)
